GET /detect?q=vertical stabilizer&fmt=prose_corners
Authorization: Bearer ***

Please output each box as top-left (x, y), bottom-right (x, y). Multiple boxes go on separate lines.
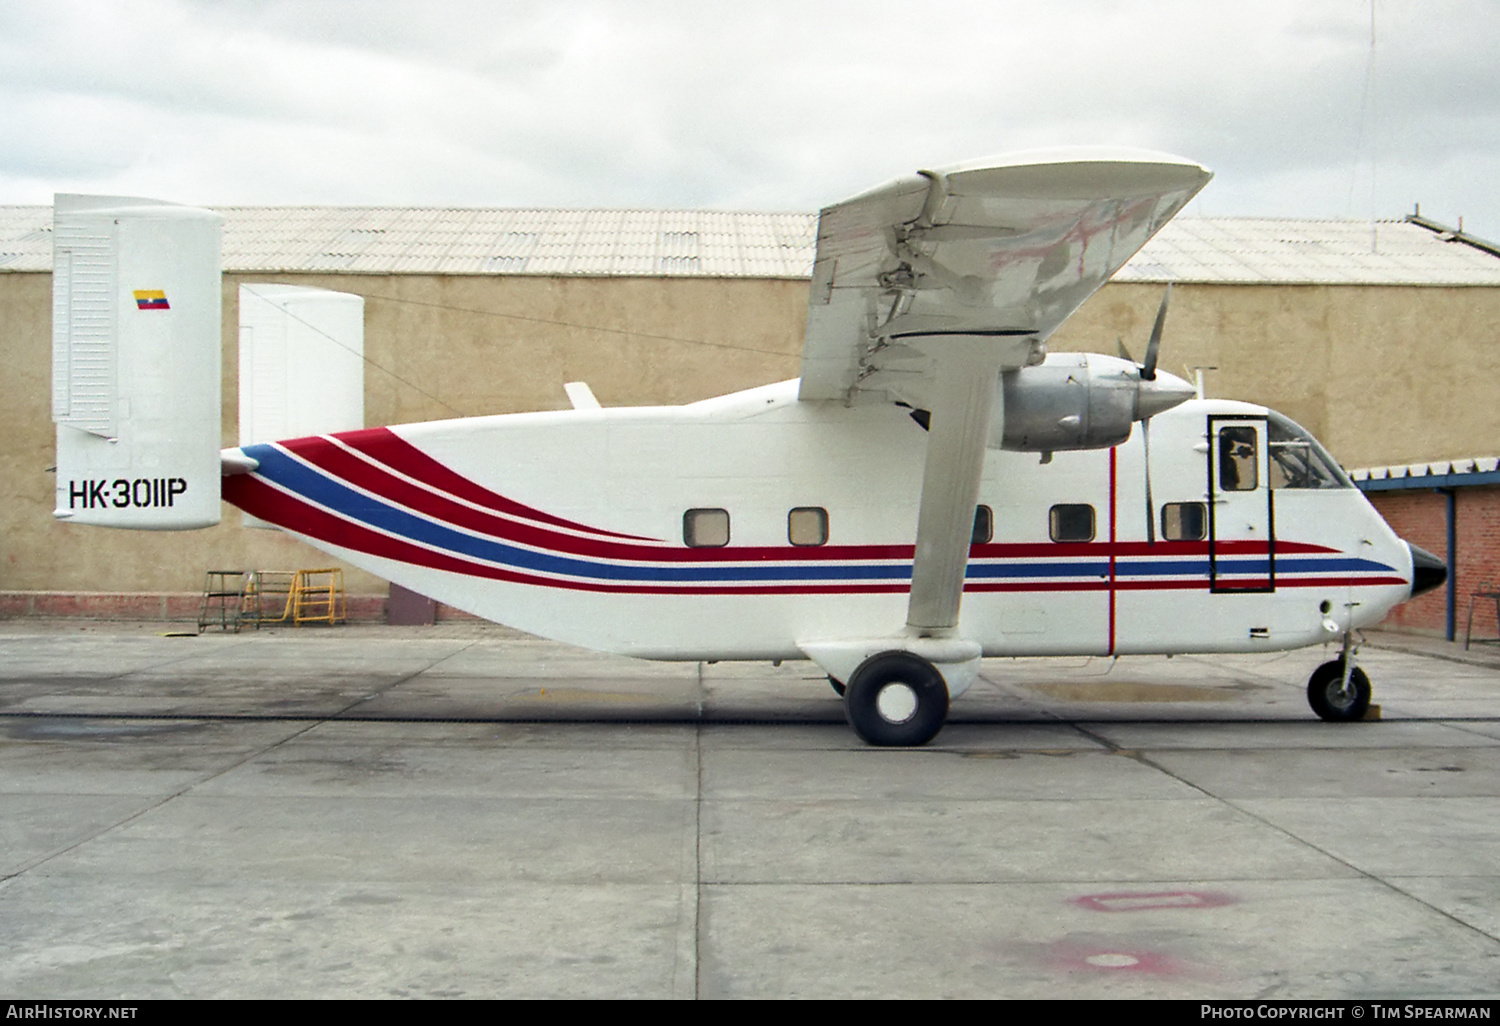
top-left (52, 195), bottom-right (223, 529)
top-left (238, 284), bottom-right (364, 444)
top-left (237, 283), bottom-right (365, 528)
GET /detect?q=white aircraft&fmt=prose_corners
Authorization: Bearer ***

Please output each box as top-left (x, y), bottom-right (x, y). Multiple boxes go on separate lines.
top-left (50, 150), bottom-right (1446, 745)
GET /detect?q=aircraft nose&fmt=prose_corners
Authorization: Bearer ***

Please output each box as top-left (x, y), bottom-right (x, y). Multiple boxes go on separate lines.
top-left (1136, 370), bottom-right (1196, 420)
top-left (1408, 543), bottom-right (1447, 598)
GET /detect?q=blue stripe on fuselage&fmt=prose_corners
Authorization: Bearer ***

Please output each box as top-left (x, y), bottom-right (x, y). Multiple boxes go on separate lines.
top-left (248, 444), bottom-right (908, 583)
top-left (244, 443), bottom-right (1396, 585)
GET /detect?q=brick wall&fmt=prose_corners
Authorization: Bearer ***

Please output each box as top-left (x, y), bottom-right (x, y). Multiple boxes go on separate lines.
top-left (1366, 484), bottom-right (1500, 639)
top-left (0, 589), bottom-right (490, 626)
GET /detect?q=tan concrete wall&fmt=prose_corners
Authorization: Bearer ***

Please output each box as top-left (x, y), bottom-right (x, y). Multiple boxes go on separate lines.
top-left (4, 267), bottom-right (1497, 595)
top-left (260, 272), bottom-right (809, 422)
top-left (1048, 282), bottom-right (1500, 469)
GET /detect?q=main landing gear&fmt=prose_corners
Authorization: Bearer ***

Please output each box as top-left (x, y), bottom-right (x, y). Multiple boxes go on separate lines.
top-left (842, 651), bottom-right (950, 747)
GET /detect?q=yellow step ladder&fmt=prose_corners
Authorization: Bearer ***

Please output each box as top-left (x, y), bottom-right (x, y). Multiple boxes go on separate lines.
top-left (292, 568), bottom-right (346, 626)
top-left (238, 568), bottom-right (346, 628)
top-left (241, 570), bottom-right (298, 627)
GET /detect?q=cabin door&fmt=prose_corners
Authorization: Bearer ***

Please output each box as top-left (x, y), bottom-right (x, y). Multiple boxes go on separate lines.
top-left (1207, 415), bottom-right (1275, 592)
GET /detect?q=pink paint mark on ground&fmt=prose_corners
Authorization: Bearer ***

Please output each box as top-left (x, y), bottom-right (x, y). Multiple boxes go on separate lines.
top-left (1046, 942), bottom-right (1187, 976)
top-left (1072, 890), bottom-right (1238, 913)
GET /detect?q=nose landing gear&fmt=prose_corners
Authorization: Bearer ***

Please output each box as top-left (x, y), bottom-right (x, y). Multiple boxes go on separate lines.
top-left (1307, 659), bottom-right (1372, 721)
top-left (1307, 632), bottom-right (1372, 721)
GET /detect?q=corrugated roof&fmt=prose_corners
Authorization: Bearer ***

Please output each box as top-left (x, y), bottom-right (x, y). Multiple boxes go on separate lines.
top-left (1114, 217), bottom-right (1500, 285)
top-left (0, 205), bottom-right (818, 278)
top-left (3, 204), bottom-right (1499, 284)
top-left (1350, 456), bottom-right (1500, 491)
top-left (0, 206), bottom-right (51, 270)
top-left (1351, 456), bottom-right (1500, 482)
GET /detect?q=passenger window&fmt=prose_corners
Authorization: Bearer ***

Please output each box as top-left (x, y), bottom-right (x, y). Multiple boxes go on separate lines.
top-left (972, 505), bottom-right (993, 545)
top-left (788, 507), bottom-right (828, 546)
top-left (684, 508), bottom-right (729, 547)
top-left (1218, 426), bottom-right (1258, 492)
top-left (1161, 502), bottom-right (1207, 542)
top-left (1049, 504), bottom-right (1095, 543)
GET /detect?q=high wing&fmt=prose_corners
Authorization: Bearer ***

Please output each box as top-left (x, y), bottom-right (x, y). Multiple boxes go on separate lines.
top-left (795, 149), bottom-right (1212, 638)
top-left (798, 148), bottom-right (1211, 407)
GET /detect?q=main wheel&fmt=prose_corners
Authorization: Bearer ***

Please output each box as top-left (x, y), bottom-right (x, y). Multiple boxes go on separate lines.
top-left (843, 651), bottom-right (949, 746)
top-left (1307, 659), bottom-right (1371, 722)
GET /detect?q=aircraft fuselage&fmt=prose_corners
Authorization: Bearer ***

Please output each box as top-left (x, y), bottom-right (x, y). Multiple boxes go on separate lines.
top-left (223, 381), bottom-right (1415, 664)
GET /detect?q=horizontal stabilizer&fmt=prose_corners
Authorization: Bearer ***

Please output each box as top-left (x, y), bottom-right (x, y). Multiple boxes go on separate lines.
top-left (564, 381), bottom-right (602, 410)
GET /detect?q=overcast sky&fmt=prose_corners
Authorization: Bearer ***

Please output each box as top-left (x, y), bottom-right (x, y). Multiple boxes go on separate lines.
top-left (2, 0), bottom-right (1496, 235)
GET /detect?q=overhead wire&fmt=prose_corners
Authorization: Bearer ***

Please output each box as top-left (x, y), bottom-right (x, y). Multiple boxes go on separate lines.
top-left (239, 283), bottom-right (800, 420)
top-left (1346, 0), bottom-right (1380, 252)
top-left (241, 284), bottom-right (466, 418)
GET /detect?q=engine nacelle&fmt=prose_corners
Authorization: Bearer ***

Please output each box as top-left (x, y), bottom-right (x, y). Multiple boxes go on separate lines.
top-left (990, 352), bottom-right (1193, 453)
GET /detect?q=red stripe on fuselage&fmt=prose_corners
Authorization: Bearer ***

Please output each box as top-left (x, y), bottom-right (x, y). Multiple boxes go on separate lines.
top-left (279, 434), bottom-right (914, 564)
top-left (263, 431), bottom-right (1343, 566)
top-left (328, 427), bottom-right (652, 541)
top-left (222, 474), bottom-right (1402, 598)
top-left (282, 432), bottom-right (1343, 562)
top-left (224, 473), bottom-right (912, 596)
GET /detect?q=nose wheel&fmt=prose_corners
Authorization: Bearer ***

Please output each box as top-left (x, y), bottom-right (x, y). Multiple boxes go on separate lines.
top-left (843, 651), bottom-right (950, 746)
top-left (1307, 659), bottom-right (1371, 721)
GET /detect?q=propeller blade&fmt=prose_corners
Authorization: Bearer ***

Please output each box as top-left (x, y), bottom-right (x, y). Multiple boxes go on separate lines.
top-left (1142, 283), bottom-right (1172, 381)
top-left (1143, 417), bottom-right (1156, 544)
top-left (1116, 336), bottom-right (1135, 363)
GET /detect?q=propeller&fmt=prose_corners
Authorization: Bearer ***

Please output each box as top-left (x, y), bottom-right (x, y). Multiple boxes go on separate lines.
top-left (1141, 283), bottom-right (1171, 381)
top-left (1123, 285), bottom-right (1175, 544)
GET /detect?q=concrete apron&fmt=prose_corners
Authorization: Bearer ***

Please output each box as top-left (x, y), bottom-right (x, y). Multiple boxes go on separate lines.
top-left (0, 621), bottom-right (1496, 999)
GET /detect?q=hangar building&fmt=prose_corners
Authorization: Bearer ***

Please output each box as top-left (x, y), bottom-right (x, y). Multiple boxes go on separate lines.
top-left (2, 204), bottom-right (1498, 638)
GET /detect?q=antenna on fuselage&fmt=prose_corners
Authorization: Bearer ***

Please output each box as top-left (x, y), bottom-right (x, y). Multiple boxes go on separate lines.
top-left (1187, 365), bottom-right (1218, 400)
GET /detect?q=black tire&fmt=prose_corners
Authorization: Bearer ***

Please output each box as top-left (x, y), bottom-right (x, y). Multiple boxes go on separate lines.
top-left (843, 651), bottom-right (949, 746)
top-left (1307, 659), bottom-right (1371, 722)
top-left (828, 676), bottom-right (846, 697)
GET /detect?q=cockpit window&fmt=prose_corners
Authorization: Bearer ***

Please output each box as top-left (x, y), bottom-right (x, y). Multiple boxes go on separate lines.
top-left (1267, 413), bottom-right (1352, 489)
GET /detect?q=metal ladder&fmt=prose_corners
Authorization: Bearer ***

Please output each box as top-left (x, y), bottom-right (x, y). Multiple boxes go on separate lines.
top-left (241, 571), bottom-right (297, 627)
top-left (291, 568), bottom-right (346, 626)
top-left (197, 571), bottom-right (249, 633)
top-left (210, 568), bottom-right (348, 629)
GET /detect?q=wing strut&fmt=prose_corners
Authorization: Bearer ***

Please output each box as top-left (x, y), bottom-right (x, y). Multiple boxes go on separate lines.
top-left (905, 335), bottom-right (1021, 634)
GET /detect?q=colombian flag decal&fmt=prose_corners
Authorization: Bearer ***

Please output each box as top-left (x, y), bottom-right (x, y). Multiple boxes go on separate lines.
top-left (133, 290), bottom-right (169, 310)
